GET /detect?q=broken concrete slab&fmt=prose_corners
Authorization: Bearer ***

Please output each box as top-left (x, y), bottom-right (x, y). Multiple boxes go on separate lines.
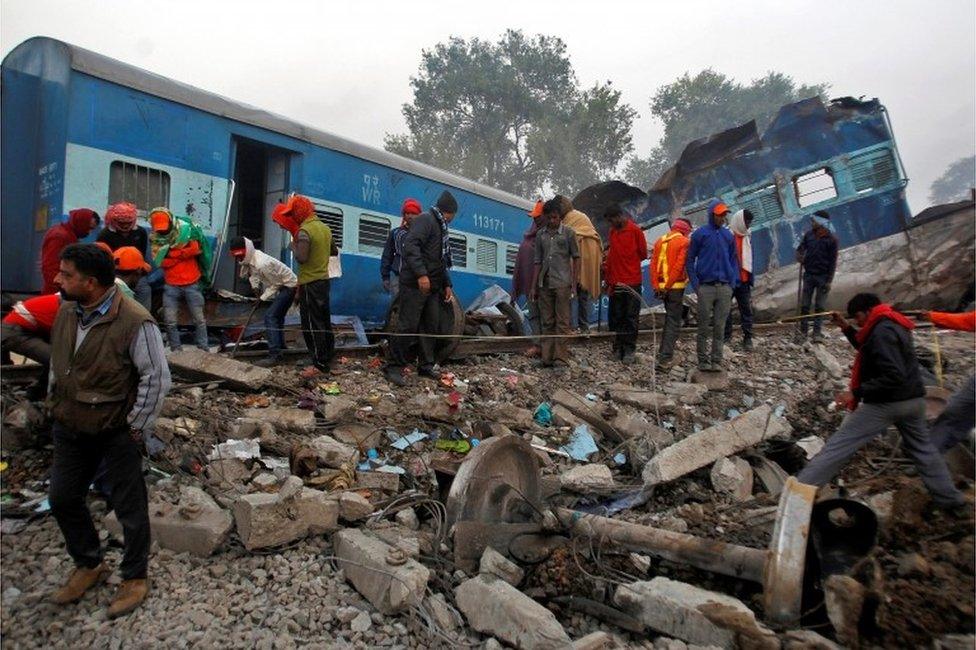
top-left (710, 457), bottom-right (754, 501)
top-left (395, 507), bottom-right (420, 530)
top-left (307, 434), bottom-right (359, 469)
top-left (689, 369), bottom-right (730, 391)
top-left (332, 423), bottom-right (382, 450)
top-left (355, 470), bottom-right (400, 493)
top-left (424, 593), bottom-right (461, 634)
top-left (338, 492), bottom-right (374, 522)
top-left (479, 546), bottom-right (524, 586)
top-left (607, 384), bottom-right (678, 414)
top-left (642, 405), bottom-right (792, 486)
top-left (750, 455), bottom-right (789, 497)
top-left (572, 631), bottom-right (616, 650)
top-left (1, 401), bottom-right (45, 451)
top-left (473, 421), bottom-right (515, 439)
top-left (334, 528), bottom-right (430, 614)
top-left (320, 395), bottom-right (357, 422)
top-left (105, 486), bottom-right (232, 557)
top-left (168, 348), bottom-right (271, 391)
top-left (560, 464), bottom-right (615, 493)
top-left (824, 574), bottom-right (866, 648)
top-left (552, 404), bottom-right (585, 429)
top-left (406, 393), bottom-right (457, 421)
top-left (812, 344), bottom-right (845, 379)
top-left (795, 435), bottom-right (825, 459)
top-left (613, 578), bottom-right (776, 650)
top-left (243, 407), bottom-right (316, 434)
top-left (154, 416), bottom-right (200, 441)
top-left (232, 476), bottom-right (340, 550)
top-left (552, 388), bottom-right (624, 443)
top-left (455, 574), bottom-right (571, 649)
top-left (609, 410), bottom-right (672, 443)
top-left (783, 629), bottom-right (842, 650)
top-left (662, 382), bottom-right (708, 405)
top-left (368, 523), bottom-right (432, 557)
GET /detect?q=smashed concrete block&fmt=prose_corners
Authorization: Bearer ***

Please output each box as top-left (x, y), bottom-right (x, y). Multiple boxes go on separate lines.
top-left (395, 507), bottom-right (420, 530)
top-left (251, 473), bottom-right (278, 491)
top-left (572, 631), bottom-right (616, 650)
top-left (560, 464), bottom-right (615, 493)
top-left (355, 470), bottom-right (400, 493)
top-left (479, 546), bottom-right (524, 586)
top-left (205, 458), bottom-right (253, 488)
top-left (233, 417), bottom-right (275, 439)
top-left (308, 435), bottom-right (359, 469)
top-left (551, 389), bottom-right (624, 443)
top-left (334, 528), bottom-right (430, 614)
top-left (1, 401), bottom-right (45, 451)
top-left (613, 578), bottom-right (777, 650)
top-left (320, 395), bottom-right (357, 422)
top-left (338, 492), bottom-right (374, 522)
top-left (552, 404), bottom-right (585, 428)
top-left (455, 574), bottom-right (571, 649)
top-left (406, 393), bottom-right (457, 421)
top-left (824, 575), bottom-right (865, 648)
top-left (232, 476), bottom-right (339, 550)
top-left (368, 523), bottom-right (432, 557)
top-left (168, 348), bottom-right (271, 391)
top-left (623, 419), bottom-right (676, 474)
top-left (812, 345), bottom-right (844, 379)
top-left (662, 382), bottom-right (708, 405)
top-left (795, 436), bottom-right (825, 459)
top-left (783, 629), bottom-right (842, 650)
top-left (866, 491), bottom-right (894, 529)
top-left (154, 416), bottom-right (200, 441)
top-left (332, 423), bottom-right (382, 449)
top-left (710, 457), bottom-right (753, 501)
top-left (424, 593), bottom-right (461, 634)
top-left (689, 369), bottom-right (729, 391)
top-left (105, 486), bottom-right (232, 557)
top-left (473, 421), bottom-right (515, 439)
top-left (610, 410), bottom-right (672, 443)
top-left (243, 407), bottom-right (316, 433)
top-left (608, 384), bottom-right (678, 414)
top-left (493, 403), bottom-right (536, 430)
top-left (642, 405), bottom-right (791, 486)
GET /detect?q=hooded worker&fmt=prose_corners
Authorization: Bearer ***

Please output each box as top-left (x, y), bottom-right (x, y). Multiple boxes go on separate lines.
top-left (556, 196), bottom-right (602, 332)
top-left (380, 198), bottom-right (423, 298)
top-left (97, 202), bottom-right (152, 308)
top-left (795, 210), bottom-right (839, 341)
top-left (724, 209), bottom-right (755, 350)
top-left (40, 208), bottom-right (101, 293)
top-left (511, 200), bottom-right (546, 356)
top-left (149, 207), bottom-right (211, 351)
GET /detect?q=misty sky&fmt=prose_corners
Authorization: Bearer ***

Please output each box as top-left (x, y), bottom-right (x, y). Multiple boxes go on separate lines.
top-left (2, 0), bottom-right (974, 211)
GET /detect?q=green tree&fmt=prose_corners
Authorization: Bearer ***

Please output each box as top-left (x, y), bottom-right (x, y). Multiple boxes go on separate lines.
top-left (929, 155), bottom-right (976, 204)
top-left (625, 70), bottom-right (828, 188)
top-left (385, 30), bottom-right (636, 197)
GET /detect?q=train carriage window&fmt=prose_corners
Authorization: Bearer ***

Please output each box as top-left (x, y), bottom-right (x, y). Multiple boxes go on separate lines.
top-left (358, 214), bottom-right (390, 254)
top-left (314, 205), bottom-right (344, 248)
top-left (108, 161), bottom-right (170, 214)
top-left (476, 240), bottom-right (498, 273)
top-left (794, 168), bottom-right (837, 208)
top-left (738, 184), bottom-right (783, 227)
top-left (849, 149), bottom-right (897, 193)
top-left (449, 234), bottom-right (467, 267)
top-left (681, 204), bottom-right (710, 227)
top-left (505, 245), bottom-right (518, 275)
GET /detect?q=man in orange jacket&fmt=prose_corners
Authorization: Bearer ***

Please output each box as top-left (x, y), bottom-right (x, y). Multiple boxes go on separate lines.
top-left (650, 218), bottom-right (691, 369)
top-left (922, 310), bottom-right (975, 453)
top-left (150, 209), bottom-right (208, 352)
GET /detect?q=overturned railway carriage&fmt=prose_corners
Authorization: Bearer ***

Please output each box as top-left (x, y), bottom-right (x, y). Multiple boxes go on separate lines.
top-left (1, 37), bottom-right (532, 324)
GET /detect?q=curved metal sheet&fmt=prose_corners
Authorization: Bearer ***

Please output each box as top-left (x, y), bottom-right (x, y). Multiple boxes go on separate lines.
top-left (763, 476), bottom-right (818, 626)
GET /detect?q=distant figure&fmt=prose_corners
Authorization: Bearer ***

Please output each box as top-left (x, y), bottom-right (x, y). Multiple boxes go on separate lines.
top-left (97, 202), bottom-right (152, 308)
top-left (150, 208), bottom-right (211, 352)
top-left (798, 293), bottom-right (964, 514)
top-left (381, 198), bottom-right (423, 301)
top-left (40, 209), bottom-right (100, 294)
top-left (530, 198), bottom-right (580, 368)
top-left (651, 218), bottom-right (692, 370)
top-left (602, 203), bottom-right (648, 364)
top-left (724, 209), bottom-right (755, 351)
top-left (921, 310), bottom-right (976, 453)
top-left (686, 200), bottom-right (739, 372)
top-left (796, 210), bottom-right (838, 342)
top-left (511, 200), bottom-right (546, 357)
top-left (229, 236), bottom-right (298, 366)
top-left (557, 196), bottom-right (602, 333)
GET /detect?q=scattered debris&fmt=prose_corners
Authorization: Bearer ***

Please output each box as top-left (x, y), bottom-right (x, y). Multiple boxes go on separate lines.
top-left (333, 528), bottom-right (430, 614)
top-left (456, 574), bottom-right (572, 649)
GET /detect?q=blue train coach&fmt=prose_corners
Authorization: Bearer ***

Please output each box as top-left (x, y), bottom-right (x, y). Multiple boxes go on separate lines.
top-left (1, 37), bottom-right (532, 324)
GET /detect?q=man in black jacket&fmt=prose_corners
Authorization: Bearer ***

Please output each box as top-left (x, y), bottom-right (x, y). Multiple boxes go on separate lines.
top-left (797, 293), bottom-right (964, 510)
top-left (795, 211), bottom-right (839, 342)
top-left (385, 190), bottom-right (458, 386)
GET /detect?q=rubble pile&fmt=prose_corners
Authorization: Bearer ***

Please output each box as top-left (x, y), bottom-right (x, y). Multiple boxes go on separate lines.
top-left (1, 328), bottom-right (973, 648)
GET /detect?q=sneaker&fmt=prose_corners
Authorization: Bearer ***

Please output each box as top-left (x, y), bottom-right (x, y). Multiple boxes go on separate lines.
top-left (107, 578), bottom-right (149, 619)
top-left (50, 563), bottom-right (111, 604)
top-left (383, 366), bottom-right (407, 387)
top-left (811, 333), bottom-right (826, 344)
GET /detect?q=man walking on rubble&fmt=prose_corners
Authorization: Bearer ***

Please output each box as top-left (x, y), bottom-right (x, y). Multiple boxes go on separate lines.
top-left (685, 200), bottom-right (739, 372)
top-left (557, 196), bottom-right (602, 333)
top-left (724, 209), bottom-right (756, 351)
top-left (47, 243), bottom-right (171, 618)
top-left (651, 217), bottom-right (692, 371)
top-left (796, 211), bottom-right (838, 342)
top-left (797, 293), bottom-right (966, 513)
top-left (229, 236), bottom-right (298, 366)
top-left (511, 200), bottom-right (546, 357)
top-left (920, 310), bottom-right (976, 453)
top-left (530, 198), bottom-right (580, 368)
top-left (384, 190), bottom-right (459, 386)
top-left (380, 198), bottom-right (423, 302)
top-left (603, 203), bottom-right (648, 364)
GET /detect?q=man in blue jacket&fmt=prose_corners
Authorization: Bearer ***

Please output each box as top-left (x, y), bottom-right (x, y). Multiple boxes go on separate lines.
top-left (685, 200), bottom-right (739, 372)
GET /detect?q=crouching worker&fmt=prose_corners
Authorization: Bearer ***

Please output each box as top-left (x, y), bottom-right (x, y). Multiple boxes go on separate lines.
top-left (229, 237), bottom-right (298, 366)
top-left (48, 243), bottom-right (171, 618)
top-left (797, 293), bottom-right (965, 513)
top-left (1, 292), bottom-right (61, 398)
top-left (921, 310), bottom-right (976, 453)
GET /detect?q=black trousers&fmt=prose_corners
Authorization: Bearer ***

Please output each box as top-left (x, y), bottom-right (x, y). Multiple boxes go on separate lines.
top-left (299, 279), bottom-right (335, 371)
top-left (724, 283), bottom-right (754, 341)
top-left (609, 284), bottom-right (642, 357)
top-left (390, 284), bottom-right (443, 370)
top-left (49, 423), bottom-right (150, 579)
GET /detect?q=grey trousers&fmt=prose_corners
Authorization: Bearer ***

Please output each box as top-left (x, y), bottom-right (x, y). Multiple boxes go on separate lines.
top-left (930, 375), bottom-right (976, 453)
top-left (797, 397), bottom-right (964, 507)
top-left (696, 283), bottom-right (732, 367)
top-left (657, 289), bottom-right (685, 362)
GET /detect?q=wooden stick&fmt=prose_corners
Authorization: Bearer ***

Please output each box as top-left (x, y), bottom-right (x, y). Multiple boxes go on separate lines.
top-left (776, 311), bottom-right (834, 323)
top-left (230, 300), bottom-right (261, 359)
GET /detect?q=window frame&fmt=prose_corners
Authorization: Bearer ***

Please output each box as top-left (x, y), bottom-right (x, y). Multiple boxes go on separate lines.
top-left (313, 204), bottom-right (344, 249)
top-left (357, 213), bottom-right (391, 255)
top-left (793, 167), bottom-right (838, 208)
top-left (449, 234), bottom-right (468, 268)
top-left (476, 239), bottom-right (498, 273)
top-left (505, 245), bottom-right (519, 276)
top-left (108, 160), bottom-right (171, 215)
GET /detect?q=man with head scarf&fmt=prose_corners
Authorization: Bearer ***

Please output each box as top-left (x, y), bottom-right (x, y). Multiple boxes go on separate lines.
top-left (97, 202), bottom-right (152, 308)
top-left (651, 217), bottom-right (692, 369)
top-left (149, 208), bottom-right (211, 352)
top-left (796, 210), bottom-right (839, 342)
top-left (724, 209), bottom-right (756, 351)
top-left (511, 200), bottom-right (545, 357)
top-left (381, 198), bottom-right (423, 301)
top-left (40, 209), bottom-right (101, 294)
top-left (685, 199), bottom-right (739, 372)
top-left (556, 196), bottom-right (602, 333)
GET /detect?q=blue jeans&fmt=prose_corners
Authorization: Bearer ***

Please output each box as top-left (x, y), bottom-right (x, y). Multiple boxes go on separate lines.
top-left (264, 286), bottom-right (296, 357)
top-left (133, 276), bottom-right (152, 311)
top-left (162, 283), bottom-right (208, 351)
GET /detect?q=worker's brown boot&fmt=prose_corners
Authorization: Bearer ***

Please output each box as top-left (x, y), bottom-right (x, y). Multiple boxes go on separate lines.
top-left (49, 563), bottom-right (111, 604)
top-left (106, 578), bottom-right (149, 619)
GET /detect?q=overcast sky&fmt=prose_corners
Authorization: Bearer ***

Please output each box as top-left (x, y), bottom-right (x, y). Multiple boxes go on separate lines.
top-left (3, 0), bottom-right (974, 211)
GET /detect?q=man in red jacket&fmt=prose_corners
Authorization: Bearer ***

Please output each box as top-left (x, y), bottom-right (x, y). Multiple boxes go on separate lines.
top-left (602, 204), bottom-right (648, 364)
top-left (1, 292), bottom-right (62, 398)
top-left (40, 209), bottom-right (100, 293)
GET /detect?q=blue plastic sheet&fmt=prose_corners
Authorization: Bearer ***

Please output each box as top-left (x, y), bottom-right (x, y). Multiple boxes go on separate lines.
top-left (559, 424), bottom-right (599, 461)
top-left (533, 403), bottom-right (553, 426)
top-left (391, 430), bottom-right (428, 450)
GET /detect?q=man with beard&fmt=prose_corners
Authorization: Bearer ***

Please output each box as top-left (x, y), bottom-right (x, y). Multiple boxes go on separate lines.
top-left (97, 202), bottom-right (152, 309)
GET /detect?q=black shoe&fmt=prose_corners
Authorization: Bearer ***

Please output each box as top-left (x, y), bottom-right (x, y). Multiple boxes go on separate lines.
top-left (742, 337), bottom-right (754, 351)
top-left (254, 355), bottom-right (283, 368)
top-left (621, 352), bottom-right (636, 365)
top-left (383, 367), bottom-right (407, 386)
top-left (417, 366), bottom-right (441, 380)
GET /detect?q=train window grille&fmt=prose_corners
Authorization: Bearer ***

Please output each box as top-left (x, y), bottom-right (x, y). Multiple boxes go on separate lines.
top-left (794, 168), bottom-right (837, 208)
top-left (849, 149), bottom-right (897, 193)
top-left (449, 234), bottom-right (467, 267)
top-left (738, 184), bottom-right (783, 227)
top-left (681, 204), bottom-right (710, 227)
top-left (108, 161), bottom-right (170, 215)
top-left (358, 214), bottom-right (390, 254)
top-left (476, 239), bottom-right (498, 273)
top-left (505, 245), bottom-right (518, 275)
top-left (314, 205), bottom-right (344, 249)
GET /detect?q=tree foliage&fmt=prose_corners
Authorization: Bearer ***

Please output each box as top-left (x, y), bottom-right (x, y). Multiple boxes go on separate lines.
top-left (385, 30), bottom-right (636, 197)
top-left (624, 70), bottom-right (829, 188)
top-left (929, 155), bottom-right (976, 205)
